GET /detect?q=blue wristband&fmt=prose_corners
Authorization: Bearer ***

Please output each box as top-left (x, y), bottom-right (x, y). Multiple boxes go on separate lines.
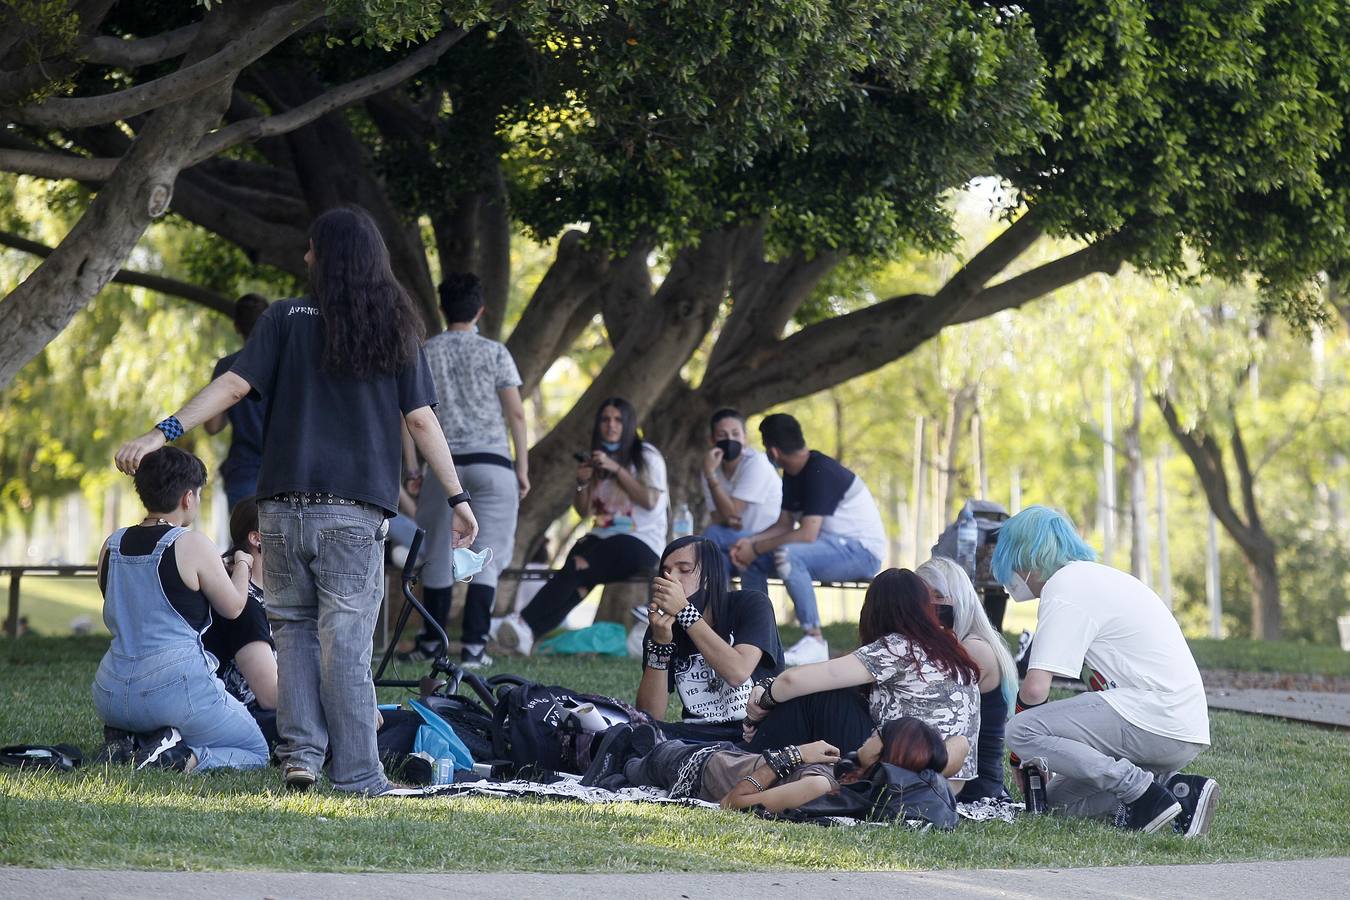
top-left (156, 416), bottom-right (184, 442)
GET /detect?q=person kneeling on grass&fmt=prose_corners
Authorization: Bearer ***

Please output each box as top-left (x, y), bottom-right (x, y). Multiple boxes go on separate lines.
top-left (740, 569), bottom-right (981, 788)
top-left (93, 447), bottom-right (268, 772)
top-left (994, 506), bottom-right (1218, 836)
top-left (610, 716), bottom-right (959, 826)
top-left (637, 536), bottom-right (784, 742)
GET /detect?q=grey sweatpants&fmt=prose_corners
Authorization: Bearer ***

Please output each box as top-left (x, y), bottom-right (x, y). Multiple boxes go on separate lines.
top-left (1006, 692), bottom-right (1206, 819)
top-left (416, 462), bottom-right (518, 590)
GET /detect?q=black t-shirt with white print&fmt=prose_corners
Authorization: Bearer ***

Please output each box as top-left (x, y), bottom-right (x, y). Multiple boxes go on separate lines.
top-left (642, 589), bottom-right (784, 723)
top-left (229, 297), bottom-right (437, 515)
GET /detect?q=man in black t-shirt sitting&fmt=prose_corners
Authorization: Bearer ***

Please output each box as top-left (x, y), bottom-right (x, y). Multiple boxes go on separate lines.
top-left (732, 414), bottom-right (888, 666)
top-left (203, 499), bottom-right (278, 746)
top-left (637, 537), bottom-right (784, 743)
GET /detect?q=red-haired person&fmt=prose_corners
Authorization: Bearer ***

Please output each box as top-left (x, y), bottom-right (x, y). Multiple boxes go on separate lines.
top-left (742, 568), bottom-right (981, 785)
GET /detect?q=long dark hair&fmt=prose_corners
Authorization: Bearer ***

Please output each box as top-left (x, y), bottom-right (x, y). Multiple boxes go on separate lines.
top-left (659, 536), bottom-right (730, 631)
top-left (858, 568), bottom-right (978, 685)
top-left (308, 206), bottom-right (424, 377)
top-left (591, 396), bottom-right (647, 476)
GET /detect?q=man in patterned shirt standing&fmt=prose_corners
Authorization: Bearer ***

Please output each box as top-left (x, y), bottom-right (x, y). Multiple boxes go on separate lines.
top-left (412, 273), bottom-right (530, 668)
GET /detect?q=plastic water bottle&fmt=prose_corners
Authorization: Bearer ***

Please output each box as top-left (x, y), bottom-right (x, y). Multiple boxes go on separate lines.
top-left (956, 504), bottom-right (978, 577)
top-left (673, 503), bottom-right (693, 538)
top-left (436, 757), bottom-right (453, 785)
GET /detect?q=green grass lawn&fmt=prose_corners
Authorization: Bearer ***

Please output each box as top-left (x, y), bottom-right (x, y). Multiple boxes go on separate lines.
top-left (1, 635), bottom-right (1348, 873)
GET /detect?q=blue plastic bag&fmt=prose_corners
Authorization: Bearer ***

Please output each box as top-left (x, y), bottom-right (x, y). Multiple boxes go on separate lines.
top-left (409, 698), bottom-right (474, 771)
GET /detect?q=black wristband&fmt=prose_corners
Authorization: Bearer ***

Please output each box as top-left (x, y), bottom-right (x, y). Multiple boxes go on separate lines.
top-left (1014, 693), bottom-right (1047, 715)
top-left (446, 491), bottom-right (471, 508)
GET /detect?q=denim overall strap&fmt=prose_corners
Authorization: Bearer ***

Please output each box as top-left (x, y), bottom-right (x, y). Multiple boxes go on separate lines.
top-left (102, 525), bottom-right (210, 661)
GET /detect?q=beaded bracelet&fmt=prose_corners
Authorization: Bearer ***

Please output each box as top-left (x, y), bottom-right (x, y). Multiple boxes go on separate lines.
top-left (742, 774), bottom-right (764, 792)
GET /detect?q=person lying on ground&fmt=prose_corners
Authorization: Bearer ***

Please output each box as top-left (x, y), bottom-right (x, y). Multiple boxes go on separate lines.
top-left (93, 447), bottom-right (268, 772)
top-left (742, 568), bottom-right (980, 784)
top-left (731, 413), bottom-right (887, 666)
top-left (201, 497), bottom-right (279, 748)
top-left (916, 556), bottom-right (1019, 802)
top-left (637, 536), bottom-right (784, 742)
top-left (994, 506), bottom-right (1219, 836)
top-left (495, 397), bottom-right (667, 655)
top-left (700, 408), bottom-right (781, 575)
top-left (604, 717), bottom-right (962, 825)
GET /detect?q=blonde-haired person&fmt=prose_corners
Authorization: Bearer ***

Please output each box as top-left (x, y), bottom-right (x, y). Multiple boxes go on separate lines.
top-left (915, 556), bottom-right (1017, 801)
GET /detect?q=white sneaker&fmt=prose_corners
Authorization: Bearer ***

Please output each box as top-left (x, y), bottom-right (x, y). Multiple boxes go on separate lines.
top-left (627, 622), bottom-right (646, 659)
top-left (488, 617), bottom-right (504, 641)
top-left (495, 613), bottom-right (534, 656)
top-left (784, 633), bottom-right (829, 666)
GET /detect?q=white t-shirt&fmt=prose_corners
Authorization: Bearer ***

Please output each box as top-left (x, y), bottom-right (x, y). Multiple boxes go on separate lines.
top-left (1029, 561), bottom-right (1210, 745)
top-left (700, 448), bottom-right (782, 534)
top-left (587, 443), bottom-right (669, 556)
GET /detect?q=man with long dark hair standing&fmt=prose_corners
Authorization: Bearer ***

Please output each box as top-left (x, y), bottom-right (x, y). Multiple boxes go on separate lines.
top-left (117, 206), bottom-right (478, 796)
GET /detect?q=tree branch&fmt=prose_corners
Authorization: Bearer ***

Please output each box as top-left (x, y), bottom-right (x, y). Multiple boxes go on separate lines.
top-left (933, 207), bottom-right (1044, 309)
top-left (186, 26), bottom-right (468, 165)
top-left (0, 229), bottom-right (233, 314)
top-left (0, 147), bottom-right (115, 181)
top-left (952, 241), bottom-right (1126, 325)
top-left (83, 25), bottom-right (201, 68)
top-left (0, 0), bottom-right (324, 129)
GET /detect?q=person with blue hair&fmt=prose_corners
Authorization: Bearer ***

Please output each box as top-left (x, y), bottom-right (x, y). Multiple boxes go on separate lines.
top-left (993, 506), bottom-right (1217, 836)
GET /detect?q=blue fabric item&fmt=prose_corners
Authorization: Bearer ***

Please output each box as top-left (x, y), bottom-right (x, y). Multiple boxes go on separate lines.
top-left (537, 621), bottom-right (629, 657)
top-left (409, 698), bottom-right (475, 771)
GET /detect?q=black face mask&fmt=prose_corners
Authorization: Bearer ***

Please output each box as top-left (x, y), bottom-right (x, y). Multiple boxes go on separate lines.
top-left (714, 439), bottom-right (742, 461)
top-left (935, 604), bottom-right (956, 629)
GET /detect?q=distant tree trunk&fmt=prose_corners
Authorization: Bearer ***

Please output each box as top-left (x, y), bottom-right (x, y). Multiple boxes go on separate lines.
top-left (1156, 393), bottom-right (1282, 639)
top-left (1125, 363), bottom-right (1150, 585)
top-left (941, 385), bottom-right (976, 521)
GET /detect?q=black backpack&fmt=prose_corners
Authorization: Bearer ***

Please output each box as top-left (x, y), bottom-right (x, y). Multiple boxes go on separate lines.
top-left (490, 681), bottom-right (649, 776)
top-left (420, 693), bottom-right (497, 762)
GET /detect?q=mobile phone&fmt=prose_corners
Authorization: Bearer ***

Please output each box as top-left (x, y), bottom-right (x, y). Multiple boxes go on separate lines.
top-left (573, 452), bottom-right (590, 463)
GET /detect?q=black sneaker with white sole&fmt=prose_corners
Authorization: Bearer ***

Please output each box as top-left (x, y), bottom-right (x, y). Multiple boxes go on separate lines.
top-left (1165, 773), bottom-right (1220, 838)
top-left (132, 727), bottom-right (194, 772)
top-left (1114, 782), bottom-right (1182, 833)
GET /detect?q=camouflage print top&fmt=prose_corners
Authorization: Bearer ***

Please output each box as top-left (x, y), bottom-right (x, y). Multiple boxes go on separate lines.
top-left (852, 635), bottom-right (981, 781)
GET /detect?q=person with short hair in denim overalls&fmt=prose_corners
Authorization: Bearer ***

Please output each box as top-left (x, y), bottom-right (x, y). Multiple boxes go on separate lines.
top-left (93, 447), bottom-right (268, 771)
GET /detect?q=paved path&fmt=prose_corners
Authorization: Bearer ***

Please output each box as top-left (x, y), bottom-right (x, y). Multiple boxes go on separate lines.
top-left (1205, 687), bottom-right (1350, 728)
top-left (3, 857), bottom-right (1347, 899)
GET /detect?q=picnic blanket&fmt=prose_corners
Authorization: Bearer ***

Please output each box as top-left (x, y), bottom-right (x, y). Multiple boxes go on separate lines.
top-left (389, 776), bottom-right (1022, 826)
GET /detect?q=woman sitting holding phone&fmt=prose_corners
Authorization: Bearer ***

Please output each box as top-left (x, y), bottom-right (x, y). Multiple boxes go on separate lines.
top-left (495, 397), bottom-right (667, 655)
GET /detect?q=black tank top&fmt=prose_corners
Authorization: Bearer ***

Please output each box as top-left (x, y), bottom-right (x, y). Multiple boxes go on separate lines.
top-left (98, 524), bottom-right (210, 631)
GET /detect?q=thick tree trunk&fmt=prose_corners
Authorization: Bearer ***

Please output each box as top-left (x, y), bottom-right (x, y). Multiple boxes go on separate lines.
top-left (0, 3), bottom-right (269, 390)
top-left (511, 229), bottom-right (741, 565)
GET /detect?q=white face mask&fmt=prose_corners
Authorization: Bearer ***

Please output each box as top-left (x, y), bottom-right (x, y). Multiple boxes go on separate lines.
top-left (1007, 572), bottom-right (1036, 603)
top-left (452, 546), bottom-right (492, 583)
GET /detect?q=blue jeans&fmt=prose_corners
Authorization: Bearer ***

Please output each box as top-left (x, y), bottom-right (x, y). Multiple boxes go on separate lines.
top-left (740, 534), bottom-right (880, 631)
top-left (259, 498), bottom-right (388, 794)
top-left (703, 523), bottom-right (753, 575)
top-left (93, 643), bottom-right (268, 771)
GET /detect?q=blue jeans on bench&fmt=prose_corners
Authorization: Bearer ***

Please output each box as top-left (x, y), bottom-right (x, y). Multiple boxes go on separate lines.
top-left (739, 534), bottom-right (880, 631)
top-left (703, 523), bottom-right (752, 575)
